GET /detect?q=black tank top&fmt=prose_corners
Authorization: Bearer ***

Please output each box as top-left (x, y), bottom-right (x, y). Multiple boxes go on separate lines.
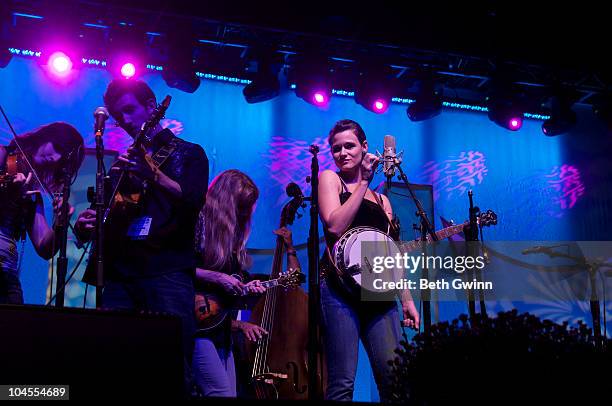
top-left (323, 174), bottom-right (393, 249)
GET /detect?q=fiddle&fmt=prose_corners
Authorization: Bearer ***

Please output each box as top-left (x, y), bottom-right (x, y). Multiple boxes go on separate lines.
top-left (0, 151), bottom-right (28, 189)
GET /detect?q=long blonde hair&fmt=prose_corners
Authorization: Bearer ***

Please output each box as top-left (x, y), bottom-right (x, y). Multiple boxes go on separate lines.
top-left (195, 169), bottom-right (259, 272)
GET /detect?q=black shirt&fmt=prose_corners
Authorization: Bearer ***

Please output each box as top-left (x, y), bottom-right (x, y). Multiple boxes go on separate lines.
top-left (83, 129), bottom-right (209, 282)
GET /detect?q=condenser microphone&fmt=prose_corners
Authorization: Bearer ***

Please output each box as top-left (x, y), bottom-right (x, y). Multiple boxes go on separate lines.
top-left (383, 134), bottom-right (397, 180)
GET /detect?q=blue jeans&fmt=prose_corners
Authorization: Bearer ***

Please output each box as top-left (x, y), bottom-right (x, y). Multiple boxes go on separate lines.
top-left (0, 270), bottom-right (23, 304)
top-left (193, 337), bottom-right (236, 397)
top-left (320, 279), bottom-right (402, 402)
top-left (103, 270), bottom-right (196, 396)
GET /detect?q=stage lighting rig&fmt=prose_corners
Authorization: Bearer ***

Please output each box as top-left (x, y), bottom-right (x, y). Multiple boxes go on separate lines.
top-left (107, 24), bottom-right (146, 80)
top-left (242, 47), bottom-right (281, 103)
top-left (162, 27), bottom-right (200, 93)
top-left (293, 53), bottom-right (332, 108)
top-left (354, 64), bottom-right (394, 114)
top-left (486, 79), bottom-right (525, 131)
top-left (406, 72), bottom-right (443, 122)
top-left (541, 88), bottom-right (577, 136)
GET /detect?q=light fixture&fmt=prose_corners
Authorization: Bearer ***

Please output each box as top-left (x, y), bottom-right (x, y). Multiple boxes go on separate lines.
top-left (487, 78), bottom-right (524, 131)
top-left (541, 88), bottom-right (577, 136)
top-left (355, 64), bottom-right (393, 114)
top-left (406, 71), bottom-right (442, 121)
top-left (293, 53), bottom-right (331, 108)
top-left (242, 47), bottom-right (281, 103)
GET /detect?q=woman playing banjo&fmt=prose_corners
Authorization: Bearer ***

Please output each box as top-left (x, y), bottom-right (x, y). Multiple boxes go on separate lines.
top-left (318, 119), bottom-right (419, 402)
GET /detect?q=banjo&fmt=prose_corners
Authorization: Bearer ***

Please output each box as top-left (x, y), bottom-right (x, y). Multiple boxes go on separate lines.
top-left (329, 210), bottom-right (498, 296)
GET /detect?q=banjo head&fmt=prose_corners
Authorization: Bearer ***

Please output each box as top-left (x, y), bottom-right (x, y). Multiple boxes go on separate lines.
top-left (333, 227), bottom-right (405, 295)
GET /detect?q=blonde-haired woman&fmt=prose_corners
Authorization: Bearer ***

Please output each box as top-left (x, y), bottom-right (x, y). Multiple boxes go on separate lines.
top-left (193, 169), bottom-right (266, 397)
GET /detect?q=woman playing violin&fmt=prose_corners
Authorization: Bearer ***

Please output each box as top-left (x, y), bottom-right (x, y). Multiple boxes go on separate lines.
top-left (0, 122), bottom-right (84, 304)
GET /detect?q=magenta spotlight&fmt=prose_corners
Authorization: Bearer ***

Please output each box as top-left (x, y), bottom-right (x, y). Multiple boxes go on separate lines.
top-left (48, 52), bottom-right (72, 77)
top-left (313, 91), bottom-right (328, 106)
top-left (120, 62), bottom-right (136, 79)
top-left (373, 98), bottom-right (388, 113)
top-left (509, 117), bottom-right (522, 130)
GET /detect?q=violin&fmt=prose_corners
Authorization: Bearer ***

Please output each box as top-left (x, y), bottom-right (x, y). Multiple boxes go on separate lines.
top-left (0, 151), bottom-right (28, 189)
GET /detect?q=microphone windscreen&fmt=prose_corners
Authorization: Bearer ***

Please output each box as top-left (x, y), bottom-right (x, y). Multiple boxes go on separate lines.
top-left (94, 106), bottom-right (109, 118)
top-left (384, 134), bottom-right (396, 150)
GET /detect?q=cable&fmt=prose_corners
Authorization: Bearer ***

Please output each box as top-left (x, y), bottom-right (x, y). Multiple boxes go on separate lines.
top-left (46, 241), bottom-right (90, 306)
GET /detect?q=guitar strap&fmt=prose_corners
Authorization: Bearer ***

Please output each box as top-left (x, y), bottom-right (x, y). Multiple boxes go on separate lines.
top-left (150, 137), bottom-right (180, 169)
top-left (372, 190), bottom-right (400, 237)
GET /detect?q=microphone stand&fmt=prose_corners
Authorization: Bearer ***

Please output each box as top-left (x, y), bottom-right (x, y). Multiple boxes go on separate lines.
top-left (465, 191), bottom-right (487, 319)
top-left (306, 144), bottom-right (323, 400)
top-left (94, 125), bottom-right (106, 308)
top-left (391, 161), bottom-right (438, 334)
top-left (53, 166), bottom-right (73, 307)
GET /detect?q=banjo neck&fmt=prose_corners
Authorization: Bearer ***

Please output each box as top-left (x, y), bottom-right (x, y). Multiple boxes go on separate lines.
top-left (400, 221), bottom-right (469, 253)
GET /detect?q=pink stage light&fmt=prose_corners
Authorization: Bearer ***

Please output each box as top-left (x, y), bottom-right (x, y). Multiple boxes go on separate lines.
top-left (48, 52), bottom-right (72, 77)
top-left (312, 91), bottom-right (328, 106)
top-left (120, 62), bottom-right (136, 79)
top-left (373, 98), bottom-right (388, 113)
top-left (509, 117), bottom-right (523, 130)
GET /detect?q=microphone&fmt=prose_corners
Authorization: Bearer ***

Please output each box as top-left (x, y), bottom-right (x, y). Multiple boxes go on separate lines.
top-left (383, 135), bottom-right (397, 180)
top-left (93, 107), bottom-right (109, 136)
top-left (522, 245), bottom-right (553, 255)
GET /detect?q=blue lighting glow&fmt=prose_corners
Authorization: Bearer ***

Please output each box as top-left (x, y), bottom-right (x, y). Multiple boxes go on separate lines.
top-left (81, 58), bottom-right (107, 67)
top-left (83, 23), bottom-right (109, 29)
top-left (12, 12), bottom-right (44, 19)
top-left (332, 89), bottom-right (355, 97)
top-left (196, 72), bottom-right (251, 84)
top-left (392, 97), bottom-right (416, 104)
top-left (9, 48), bottom-right (41, 58)
top-left (524, 113), bottom-right (551, 120)
top-left (443, 102), bottom-right (488, 112)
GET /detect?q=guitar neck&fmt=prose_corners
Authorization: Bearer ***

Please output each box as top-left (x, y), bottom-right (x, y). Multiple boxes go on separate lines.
top-left (261, 277), bottom-right (283, 289)
top-left (400, 221), bottom-right (468, 252)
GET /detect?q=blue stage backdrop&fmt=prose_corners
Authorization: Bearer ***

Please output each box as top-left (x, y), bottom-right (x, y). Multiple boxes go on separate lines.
top-left (2, 57), bottom-right (612, 402)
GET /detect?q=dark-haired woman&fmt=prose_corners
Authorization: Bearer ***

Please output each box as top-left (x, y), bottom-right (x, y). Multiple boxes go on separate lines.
top-left (0, 122), bottom-right (84, 304)
top-left (318, 119), bottom-right (419, 401)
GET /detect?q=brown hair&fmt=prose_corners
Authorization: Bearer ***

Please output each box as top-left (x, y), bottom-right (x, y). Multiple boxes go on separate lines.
top-left (9, 122), bottom-right (84, 193)
top-left (327, 119), bottom-right (367, 146)
top-left (103, 79), bottom-right (156, 120)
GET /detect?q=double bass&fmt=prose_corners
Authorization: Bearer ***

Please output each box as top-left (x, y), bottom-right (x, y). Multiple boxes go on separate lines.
top-left (244, 183), bottom-right (325, 399)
